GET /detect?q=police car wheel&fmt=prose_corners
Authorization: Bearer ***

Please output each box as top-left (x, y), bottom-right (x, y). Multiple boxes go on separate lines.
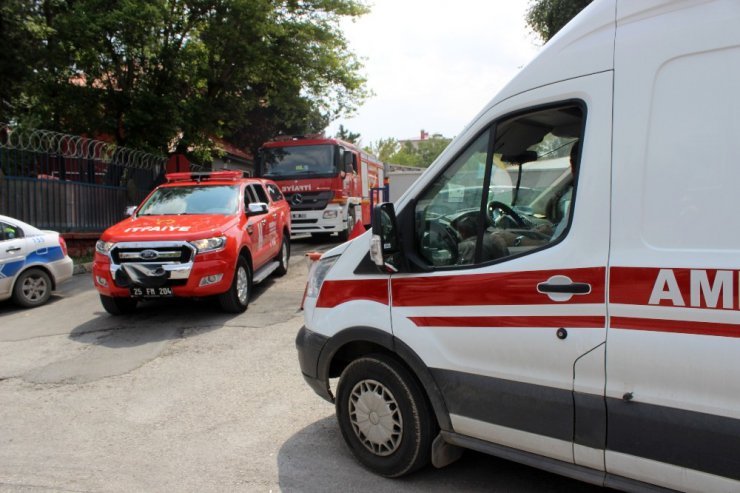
top-left (219, 256), bottom-right (251, 313)
top-left (335, 354), bottom-right (436, 477)
top-left (99, 295), bottom-right (137, 315)
top-left (274, 236), bottom-right (289, 276)
top-left (13, 268), bottom-right (52, 308)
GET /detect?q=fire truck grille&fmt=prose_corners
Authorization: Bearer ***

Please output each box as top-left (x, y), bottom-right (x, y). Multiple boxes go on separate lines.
top-left (285, 191), bottom-right (334, 211)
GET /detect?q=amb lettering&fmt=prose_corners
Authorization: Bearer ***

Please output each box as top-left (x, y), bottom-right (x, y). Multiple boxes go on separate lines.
top-left (649, 268), bottom-right (737, 309)
top-left (123, 226), bottom-right (191, 233)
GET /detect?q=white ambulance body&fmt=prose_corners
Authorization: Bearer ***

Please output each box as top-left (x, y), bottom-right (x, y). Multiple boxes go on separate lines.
top-left (296, 1), bottom-right (740, 491)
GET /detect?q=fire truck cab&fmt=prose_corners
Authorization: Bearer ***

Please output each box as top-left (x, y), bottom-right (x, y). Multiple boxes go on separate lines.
top-left (258, 137), bottom-right (384, 241)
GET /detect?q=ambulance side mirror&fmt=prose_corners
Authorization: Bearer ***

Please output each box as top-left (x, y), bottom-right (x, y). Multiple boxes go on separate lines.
top-left (370, 202), bottom-right (402, 273)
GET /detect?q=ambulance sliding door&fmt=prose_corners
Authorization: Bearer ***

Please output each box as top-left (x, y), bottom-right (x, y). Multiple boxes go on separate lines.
top-left (606, 2), bottom-right (740, 490)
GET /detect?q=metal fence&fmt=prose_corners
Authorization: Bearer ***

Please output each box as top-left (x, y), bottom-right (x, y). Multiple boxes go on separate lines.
top-left (0, 124), bottom-right (199, 233)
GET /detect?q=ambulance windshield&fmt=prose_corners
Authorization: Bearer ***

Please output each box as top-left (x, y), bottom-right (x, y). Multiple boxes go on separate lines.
top-left (260, 145), bottom-right (337, 178)
top-left (138, 185), bottom-right (240, 216)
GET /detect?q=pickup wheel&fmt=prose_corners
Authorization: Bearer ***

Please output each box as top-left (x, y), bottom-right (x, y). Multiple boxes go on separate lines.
top-left (99, 295), bottom-right (137, 315)
top-left (274, 235), bottom-right (290, 276)
top-left (13, 268), bottom-right (52, 307)
top-left (219, 256), bottom-right (251, 313)
top-left (335, 354), bottom-right (436, 477)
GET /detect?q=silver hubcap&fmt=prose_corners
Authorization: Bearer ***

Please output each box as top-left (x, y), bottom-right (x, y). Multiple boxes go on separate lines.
top-left (236, 266), bottom-right (248, 305)
top-left (21, 275), bottom-right (48, 302)
top-left (281, 241), bottom-right (289, 268)
top-left (348, 379), bottom-right (402, 456)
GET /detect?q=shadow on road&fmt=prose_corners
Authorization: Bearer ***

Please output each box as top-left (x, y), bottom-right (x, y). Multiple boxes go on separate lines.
top-left (69, 280), bottom-right (274, 349)
top-left (277, 416), bottom-right (605, 493)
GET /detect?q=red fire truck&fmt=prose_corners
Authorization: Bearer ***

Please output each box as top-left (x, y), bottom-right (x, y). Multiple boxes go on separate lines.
top-left (257, 136), bottom-right (385, 241)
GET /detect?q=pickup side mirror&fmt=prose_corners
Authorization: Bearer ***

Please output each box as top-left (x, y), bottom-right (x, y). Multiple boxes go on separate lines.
top-left (247, 202), bottom-right (269, 216)
top-left (125, 206), bottom-right (137, 217)
top-left (370, 202), bottom-right (403, 273)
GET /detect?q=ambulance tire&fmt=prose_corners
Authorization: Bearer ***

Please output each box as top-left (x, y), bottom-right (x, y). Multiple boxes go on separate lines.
top-left (219, 256), bottom-right (251, 313)
top-left (13, 268), bottom-right (52, 308)
top-left (99, 295), bottom-right (138, 315)
top-left (335, 354), bottom-right (436, 478)
top-left (274, 235), bottom-right (289, 276)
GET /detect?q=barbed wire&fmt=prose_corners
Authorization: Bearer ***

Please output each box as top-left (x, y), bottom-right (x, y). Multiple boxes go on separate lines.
top-left (0, 123), bottom-right (205, 171)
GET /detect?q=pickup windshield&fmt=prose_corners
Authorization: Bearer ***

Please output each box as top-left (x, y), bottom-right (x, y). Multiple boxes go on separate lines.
top-left (260, 145), bottom-right (337, 178)
top-left (137, 185), bottom-right (240, 216)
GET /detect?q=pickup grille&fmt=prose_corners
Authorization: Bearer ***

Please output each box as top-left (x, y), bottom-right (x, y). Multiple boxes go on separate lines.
top-left (111, 245), bottom-right (193, 264)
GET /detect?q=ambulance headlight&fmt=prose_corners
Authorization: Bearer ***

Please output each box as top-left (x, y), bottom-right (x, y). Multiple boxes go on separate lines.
top-left (95, 240), bottom-right (114, 254)
top-left (306, 255), bottom-right (339, 298)
top-left (190, 236), bottom-right (226, 253)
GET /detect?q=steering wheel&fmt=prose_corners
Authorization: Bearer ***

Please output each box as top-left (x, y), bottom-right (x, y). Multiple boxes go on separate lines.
top-left (428, 221), bottom-right (460, 264)
top-left (489, 201), bottom-right (528, 229)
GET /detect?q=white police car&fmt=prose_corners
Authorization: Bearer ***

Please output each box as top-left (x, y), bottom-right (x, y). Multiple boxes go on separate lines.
top-left (0, 215), bottom-right (74, 308)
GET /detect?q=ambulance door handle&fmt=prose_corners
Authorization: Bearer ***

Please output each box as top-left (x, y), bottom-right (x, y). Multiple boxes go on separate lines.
top-left (6, 246), bottom-right (21, 253)
top-left (537, 281), bottom-right (591, 294)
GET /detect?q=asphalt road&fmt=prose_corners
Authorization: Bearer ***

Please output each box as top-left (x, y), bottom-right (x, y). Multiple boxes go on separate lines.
top-left (0, 236), bottom-right (604, 492)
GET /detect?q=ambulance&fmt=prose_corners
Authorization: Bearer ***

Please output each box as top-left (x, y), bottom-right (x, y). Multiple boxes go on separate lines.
top-left (296, 1), bottom-right (740, 491)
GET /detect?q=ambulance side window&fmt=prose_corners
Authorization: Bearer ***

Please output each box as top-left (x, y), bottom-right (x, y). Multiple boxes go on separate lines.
top-left (414, 103), bottom-right (584, 268)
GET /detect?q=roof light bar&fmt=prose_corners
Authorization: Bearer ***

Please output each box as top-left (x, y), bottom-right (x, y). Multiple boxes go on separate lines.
top-left (165, 171), bottom-right (243, 183)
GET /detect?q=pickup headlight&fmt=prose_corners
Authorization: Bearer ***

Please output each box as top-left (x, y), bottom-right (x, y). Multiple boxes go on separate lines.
top-left (95, 240), bottom-right (114, 254)
top-left (306, 255), bottom-right (339, 298)
top-left (190, 236), bottom-right (227, 253)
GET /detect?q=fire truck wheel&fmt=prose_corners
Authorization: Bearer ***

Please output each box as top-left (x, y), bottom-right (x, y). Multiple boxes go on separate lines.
top-left (99, 294), bottom-right (138, 315)
top-left (335, 353), bottom-right (436, 477)
top-left (219, 256), bottom-right (251, 313)
top-left (274, 235), bottom-right (290, 276)
top-left (13, 268), bottom-right (51, 307)
top-left (338, 210), bottom-right (356, 242)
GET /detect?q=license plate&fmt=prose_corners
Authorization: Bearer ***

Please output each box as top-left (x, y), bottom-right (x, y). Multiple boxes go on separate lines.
top-left (130, 287), bottom-right (173, 298)
top-left (292, 212), bottom-right (307, 219)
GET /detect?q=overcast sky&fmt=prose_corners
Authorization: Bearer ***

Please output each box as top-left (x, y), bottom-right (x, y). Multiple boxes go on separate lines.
top-left (326, 1), bottom-right (542, 146)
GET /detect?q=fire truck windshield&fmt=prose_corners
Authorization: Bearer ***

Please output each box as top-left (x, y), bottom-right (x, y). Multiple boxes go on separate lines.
top-left (138, 185), bottom-right (240, 216)
top-left (260, 145), bottom-right (337, 178)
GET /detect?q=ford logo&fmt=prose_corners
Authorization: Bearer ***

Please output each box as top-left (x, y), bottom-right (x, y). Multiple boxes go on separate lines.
top-left (140, 249), bottom-right (159, 260)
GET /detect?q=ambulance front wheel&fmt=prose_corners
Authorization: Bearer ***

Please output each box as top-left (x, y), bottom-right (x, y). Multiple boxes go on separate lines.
top-left (99, 295), bottom-right (137, 315)
top-left (335, 353), bottom-right (436, 477)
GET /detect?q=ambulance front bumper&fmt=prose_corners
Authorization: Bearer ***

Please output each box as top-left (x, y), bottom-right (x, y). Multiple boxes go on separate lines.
top-left (295, 325), bottom-right (333, 403)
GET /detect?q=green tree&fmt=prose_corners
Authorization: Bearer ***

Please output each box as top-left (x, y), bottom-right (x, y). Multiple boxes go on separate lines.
top-left (368, 134), bottom-right (451, 167)
top-left (1, 0), bottom-right (370, 161)
top-left (366, 137), bottom-right (398, 162)
top-left (526, 0), bottom-right (593, 43)
top-left (335, 124), bottom-right (361, 144)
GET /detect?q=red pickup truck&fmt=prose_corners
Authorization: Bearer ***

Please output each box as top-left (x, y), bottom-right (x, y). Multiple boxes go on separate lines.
top-left (92, 171), bottom-right (291, 315)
